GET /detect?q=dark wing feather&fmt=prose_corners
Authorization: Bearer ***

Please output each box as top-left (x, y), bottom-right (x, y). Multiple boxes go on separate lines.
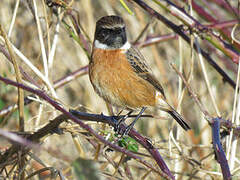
top-left (126, 46), bottom-right (165, 98)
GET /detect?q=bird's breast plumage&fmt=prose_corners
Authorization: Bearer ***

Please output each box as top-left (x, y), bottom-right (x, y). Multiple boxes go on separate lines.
top-left (89, 48), bottom-right (156, 109)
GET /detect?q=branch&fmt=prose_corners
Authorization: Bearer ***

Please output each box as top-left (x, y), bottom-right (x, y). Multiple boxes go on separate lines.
top-left (210, 118), bottom-right (231, 180)
top-left (70, 110), bottom-right (174, 180)
top-left (171, 64), bottom-right (233, 179)
top-left (132, 0), bottom-right (236, 89)
top-left (0, 65), bottom-right (88, 117)
top-left (0, 75), bottom-right (174, 180)
top-left (157, 0), bottom-right (240, 63)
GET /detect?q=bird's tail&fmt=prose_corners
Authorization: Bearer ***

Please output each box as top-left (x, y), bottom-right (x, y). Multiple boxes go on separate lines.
top-left (167, 109), bottom-right (191, 131)
top-left (156, 93), bottom-right (191, 131)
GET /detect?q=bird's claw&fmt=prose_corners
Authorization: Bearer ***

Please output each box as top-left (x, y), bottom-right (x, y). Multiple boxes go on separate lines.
top-left (114, 121), bottom-right (133, 137)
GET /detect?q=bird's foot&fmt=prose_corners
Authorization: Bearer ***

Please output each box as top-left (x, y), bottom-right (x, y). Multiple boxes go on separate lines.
top-left (114, 120), bottom-right (126, 136)
top-left (114, 121), bottom-right (134, 137)
top-left (114, 111), bottom-right (133, 135)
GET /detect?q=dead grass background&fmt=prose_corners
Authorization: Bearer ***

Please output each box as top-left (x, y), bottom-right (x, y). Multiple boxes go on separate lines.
top-left (0, 0), bottom-right (239, 179)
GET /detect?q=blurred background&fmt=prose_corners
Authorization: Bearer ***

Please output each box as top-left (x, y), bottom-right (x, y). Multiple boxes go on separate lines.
top-left (0, 0), bottom-right (239, 179)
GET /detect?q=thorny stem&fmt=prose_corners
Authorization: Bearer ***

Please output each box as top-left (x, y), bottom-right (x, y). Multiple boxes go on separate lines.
top-left (211, 118), bottom-right (231, 180)
top-left (171, 64), bottom-right (232, 179)
top-left (155, 0), bottom-right (240, 62)
top-left (0, 65), bottom-right (88, 117)
top-left (132, 0), bottom-right (236, 89)
top-left (0, 75), bottom-right (174, 180)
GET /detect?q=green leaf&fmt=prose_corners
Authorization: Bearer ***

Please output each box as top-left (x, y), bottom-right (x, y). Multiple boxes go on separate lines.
top-left (118, 137), bottom-right (139, 152)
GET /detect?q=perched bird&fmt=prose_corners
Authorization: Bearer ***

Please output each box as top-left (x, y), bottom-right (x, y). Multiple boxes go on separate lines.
top-left (89, 15), bottom-right (190, 133)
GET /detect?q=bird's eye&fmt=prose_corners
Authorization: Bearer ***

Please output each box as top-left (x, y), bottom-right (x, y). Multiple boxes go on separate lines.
top-left (114, 28), bottom-right (122, 34)
top-left (100, 28), bottom-right (109, 35)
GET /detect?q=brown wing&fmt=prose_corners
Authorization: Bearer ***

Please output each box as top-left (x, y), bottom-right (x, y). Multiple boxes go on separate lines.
top-left (126, 46), bottom-right (165, 98)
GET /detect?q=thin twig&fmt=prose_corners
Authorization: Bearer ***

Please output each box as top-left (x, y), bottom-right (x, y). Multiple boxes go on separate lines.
top-left (195, 38), bottom-right (221, 116)
top-left (170, 63), bottom-right (211, 119)
top-left (41, 0), bottom-right (51, 60)
top-left (8, 0), bottom-right (20, 37)
top-left (154, 0), bottom-right (240, 62)
top-left (0, 26), bottom-right (25, 132)
top-left (0, 75), bottom-right (173, 180)
top-left (0, 24), bottom-right (25, 179)
top-left (190, 0), bottom-right (239, 50)
top-left (132, 0), bottom-right (236, 89)
top-left (0, 64), bottom-right (88, 118)
top-left (171, 64), bottom-right (232, 179)
top-left (227, 24), bottom-right (240, 170)
top-left (33, 0), bottom-right (49, 78)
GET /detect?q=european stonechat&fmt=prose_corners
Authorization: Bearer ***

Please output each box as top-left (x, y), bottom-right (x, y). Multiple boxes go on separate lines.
top-left (89, 15), bottom-right (190, 132)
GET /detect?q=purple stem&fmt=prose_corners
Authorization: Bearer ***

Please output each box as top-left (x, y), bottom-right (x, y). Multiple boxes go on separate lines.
top-left (70, 110), bottom-right (175, 179)
top-left (134, 33), bottom-right (178, 47)
top-left (132, 0), bottom-right (236, 88)
top-left (53, 65), bottom-right (88, 88)
top-left (211, 118), bottom-right (231, 180)
top-left (162, 0), bottom-right (240, 63)
top-left (0, 129), bottom-right (39, 149)
top-left (130, 128), bottom-right (175, 179)
top-left (0, 76), bottom-right (172, 179)
top-left (210, 0), bottom-right (239, 17)
top-left (190, 0), bottom-right (240, 51)
top-left (206, 20), bottom-right (239, 29)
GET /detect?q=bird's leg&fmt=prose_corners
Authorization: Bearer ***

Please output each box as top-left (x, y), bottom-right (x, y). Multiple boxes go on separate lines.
top-left (114, 110), bottom-right (133, 132)
top-left (123, 107), bottom-right (147, 136)
top-left (116, 109), bottom-right (124, 116)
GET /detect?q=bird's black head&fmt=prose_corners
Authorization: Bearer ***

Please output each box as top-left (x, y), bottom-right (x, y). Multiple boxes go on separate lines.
top-left (94, 16), bottom-right (127, 49)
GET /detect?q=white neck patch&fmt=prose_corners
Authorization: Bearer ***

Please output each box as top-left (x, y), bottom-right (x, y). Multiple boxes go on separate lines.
top-left (121, 41), bottom-right (131, 50)
top-left (94, 40), bottom-right (131, 50)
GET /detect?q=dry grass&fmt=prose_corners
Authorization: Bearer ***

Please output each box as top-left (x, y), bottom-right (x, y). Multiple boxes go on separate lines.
top-left (0, 0), bottom-right (239, 179)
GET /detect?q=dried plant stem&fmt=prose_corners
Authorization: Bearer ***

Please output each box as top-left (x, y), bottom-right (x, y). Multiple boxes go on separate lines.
top-left (72, 134), bottom-right (86, 158)
top-left (41, 0), bottom-right (51, 57)
top-left (0, 75), bottom-right (173, 180)
top-left (35, 103), bottom-right (43, 127)
top-left (48, 1), bottom-right (75, 69)
top-left (174, 34), bottom-right (183, 180)
top-left (132, 0), bottom-right (236, 89)
top-left (0, 25), bottom-right (24, 132)
top-left (48, 20), bottom-right (60, 69)
top-left (0, 24), bottom-right (25, 180)
top-left (2, 39), bottom-right (57, 97)
top-left (113, 153), bottom-right (125, 176)
top-left (227, 23), bottom-right (240, 171)
top-left (227, 57), bottom-right (240, 170)
top-left (48, 4), bottom-right (67, 69)
top-left (0, 64), bottom-right (88, 118)
top-left (8, 0), bottom-right (20, 37)
top-left (170, 63), bottom-right (210, 119)
top-left (171, 64), bottom-right (231, 179)
top-left (195, 38), bottom-right (221, 116)
top-left (33, 0), bottom-right (49, 78)
top-left (154, 0), bottom-right (240, 62)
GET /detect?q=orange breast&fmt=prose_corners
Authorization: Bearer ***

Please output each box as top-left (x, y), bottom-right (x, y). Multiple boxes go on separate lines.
top-left (89, 48), bottom-right (156, 109)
